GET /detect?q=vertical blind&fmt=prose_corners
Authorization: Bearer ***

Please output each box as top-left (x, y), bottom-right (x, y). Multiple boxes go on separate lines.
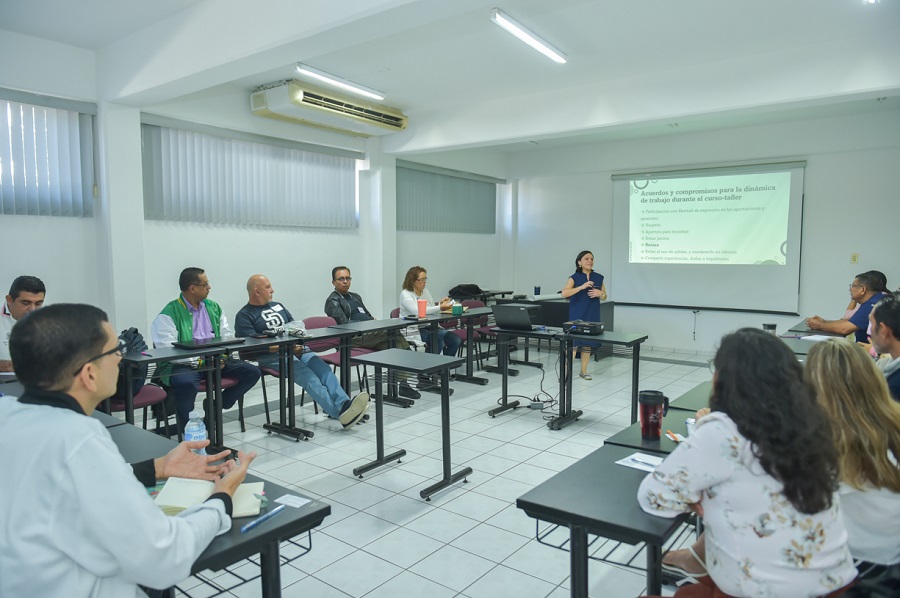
top-left (396, 166), bottom-right (497, 233)
top-left (142, 125), bottom-right (357, 228)
top-left (0, 100), bottom-right (94, 217)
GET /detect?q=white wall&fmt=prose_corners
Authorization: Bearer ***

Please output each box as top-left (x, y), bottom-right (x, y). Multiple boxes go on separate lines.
top-left (508, 109), bottom-right (900, 353)
top-left (0, 215), bottom-right (101, 308)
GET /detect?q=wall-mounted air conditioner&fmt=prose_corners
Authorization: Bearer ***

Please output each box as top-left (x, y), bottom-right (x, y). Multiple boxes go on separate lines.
top-left (251, 80), bottom-right (407, 137)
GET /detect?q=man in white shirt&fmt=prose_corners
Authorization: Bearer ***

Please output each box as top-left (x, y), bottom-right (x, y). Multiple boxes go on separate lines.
top-left (0, 303), bottom-right (255, 597)
top-left (0, 275), bottom-right (45, 372)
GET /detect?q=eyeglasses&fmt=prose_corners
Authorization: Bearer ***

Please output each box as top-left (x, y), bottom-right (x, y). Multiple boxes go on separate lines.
top-left (193, 281), bottom-right (211, 289)
top-left (849, 283), bottom-right (863, 290)
top-left (335, 277), bottom-right (352, 282)
top-left (417, 277), bottom-right (428, 282)
top-left (707, 359), bottom-right (716, 374)
top-left (73, 339), bottom-right (126, 376)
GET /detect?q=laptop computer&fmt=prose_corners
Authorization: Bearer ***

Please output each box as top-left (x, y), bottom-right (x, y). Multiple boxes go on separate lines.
top-left (491, 303), bottom-right (540, 331)
top-left (172, 336), bottom-right (246, 350)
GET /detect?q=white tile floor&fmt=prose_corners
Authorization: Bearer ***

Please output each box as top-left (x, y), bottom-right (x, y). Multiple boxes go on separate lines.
top-left (176, 344), bottom-right (712, 598)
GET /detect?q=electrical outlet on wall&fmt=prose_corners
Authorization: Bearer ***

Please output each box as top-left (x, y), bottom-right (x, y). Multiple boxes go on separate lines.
top-left (850, 253), bottom-right (859, 264)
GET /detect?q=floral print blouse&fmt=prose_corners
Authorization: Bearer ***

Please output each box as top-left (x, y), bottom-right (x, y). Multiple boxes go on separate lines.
top-left (638, 412), bottom-right (857, 597)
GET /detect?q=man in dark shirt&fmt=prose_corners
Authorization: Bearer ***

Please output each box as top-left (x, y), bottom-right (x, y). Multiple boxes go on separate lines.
top-left (235, 275), bottom-right (369, 428)
top-left (324, 266), bottom-right (420, 399)
top-left (870, 292), bottom-right (900, 402)
top-left (807, 271), bottom-right (885, 343)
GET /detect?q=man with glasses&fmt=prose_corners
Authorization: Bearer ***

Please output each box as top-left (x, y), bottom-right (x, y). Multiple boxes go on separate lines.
top-left (1, 275), bottom-right (45, 372)
top-left (325, 266), bottom-right (420, 400)
top-left (151, 267), bottom-right (260, 428)
top-left (806, 271), bottom-right (887, 343)
top-left (870, 293), bottom-right (900, 401)
top-left (0, 303), bottom-right (254, 597)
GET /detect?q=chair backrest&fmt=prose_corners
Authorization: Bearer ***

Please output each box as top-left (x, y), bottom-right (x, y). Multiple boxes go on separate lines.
top-left (302, 315), bottom-right (339, 351)
top-left (462, 299), bottom-right (489, 326)
top-left (390, 307), bottom-right (400, 319)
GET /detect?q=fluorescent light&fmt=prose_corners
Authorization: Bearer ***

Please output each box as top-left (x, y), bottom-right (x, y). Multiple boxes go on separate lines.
top-left (490, 8), bottom-right (567, 64)
top-left (296, 64), bottom-right (384, 101)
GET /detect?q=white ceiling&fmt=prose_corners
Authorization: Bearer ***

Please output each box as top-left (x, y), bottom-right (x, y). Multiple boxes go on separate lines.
top-left (2, 0), bottom-right (899, 157)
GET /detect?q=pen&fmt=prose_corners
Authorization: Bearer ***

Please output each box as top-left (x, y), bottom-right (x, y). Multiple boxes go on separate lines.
top-left (141, 351), bottom-right (152, 356)
top-left (240, 504), bottom-right (286, 533)
top-left (631, 457), bottom-right (657, 467)
top-left (666, 429), bottom-right (679, 442)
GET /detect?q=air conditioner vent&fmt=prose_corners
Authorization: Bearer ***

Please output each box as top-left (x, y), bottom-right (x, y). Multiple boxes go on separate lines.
top-left (251, 80), bottom-right (407, 137)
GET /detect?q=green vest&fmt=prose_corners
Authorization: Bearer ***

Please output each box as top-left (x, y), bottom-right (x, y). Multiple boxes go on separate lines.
top-left (157, 296), bottom-right (223, 383)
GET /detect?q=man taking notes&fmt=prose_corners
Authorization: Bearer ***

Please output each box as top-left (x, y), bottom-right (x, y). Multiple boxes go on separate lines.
top-left (0, 275), bottom-right (45, 372)
top-left (235, 275), bottom-right (369, 428)
top-left (0, 303), bottom-right (255, 597)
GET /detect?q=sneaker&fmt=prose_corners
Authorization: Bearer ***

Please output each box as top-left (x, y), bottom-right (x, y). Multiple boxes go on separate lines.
top-left (398, 381), bottom-right (421, 400)
top-left (579, 372), bottom-right (592, 380)
top-left (338, 392), bottom-right (370, 428)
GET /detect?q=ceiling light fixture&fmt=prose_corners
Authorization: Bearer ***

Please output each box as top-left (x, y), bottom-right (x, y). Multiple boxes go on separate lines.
top-left (296, 64), bottom-right (384, 101)
top-left (490, 8), bottom-right (567, 64)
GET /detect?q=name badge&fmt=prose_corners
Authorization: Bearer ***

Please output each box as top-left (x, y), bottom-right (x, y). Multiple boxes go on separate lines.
top-left (272, 304), bottom-right (283, 312)
top-left (358, 307), bottom-right (366, 313)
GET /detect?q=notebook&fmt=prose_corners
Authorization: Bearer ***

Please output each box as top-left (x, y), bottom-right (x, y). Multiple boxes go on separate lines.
top-left (491, 303), bottom-right (540, 331)
top-left (154, 478), bottom-right (264, 518)
top-left (172, 336), bottom-right (246, 350)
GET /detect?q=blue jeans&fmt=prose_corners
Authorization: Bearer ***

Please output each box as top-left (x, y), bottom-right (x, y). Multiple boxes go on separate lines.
top-left (169, 360), bottom-right (261, 425)
top-left (420, 328), bottom-right (462, 357)
top-left (258, 351), bottom-right (349, 419)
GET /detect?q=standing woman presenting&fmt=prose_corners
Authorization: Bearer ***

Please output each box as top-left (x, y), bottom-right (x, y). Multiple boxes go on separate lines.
top-left (560, 250), bottom-right (607, 380)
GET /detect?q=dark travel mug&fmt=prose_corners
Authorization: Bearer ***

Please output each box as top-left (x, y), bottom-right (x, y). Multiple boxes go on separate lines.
top-left (639, 390), bottom-right (669, 440)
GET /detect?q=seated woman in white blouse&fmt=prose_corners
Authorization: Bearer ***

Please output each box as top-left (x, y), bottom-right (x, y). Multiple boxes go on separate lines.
top-left (398, 266), bottom-right (461, 357)
top-left (638, 328), bottom-right (857, 598)
top-left (659, 338), bottom-right (900, 592)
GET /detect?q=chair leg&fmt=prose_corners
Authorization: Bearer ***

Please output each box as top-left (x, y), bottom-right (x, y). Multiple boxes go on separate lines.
top-left (261, 375), bottom-right (271, 425)
top-left (300, 388), bottom-right (319, 415)
top-left (238, 396), bottom-right (246, 433)
top-left (142, 407), bottom-right (149, 430)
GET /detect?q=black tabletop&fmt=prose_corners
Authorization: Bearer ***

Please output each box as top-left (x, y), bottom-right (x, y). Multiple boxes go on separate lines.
top-left (603, 412), bottom-right (691, 455)
top-left (786, 320), bottom-right (846, 337)
top-left (329, 318), bottom-right (412, 334)
top-left (778, 336), bottom-right (816, 356)
top-left (351, 348), bottom-right (463, 374)
top-left (108, 422), bottom-right (176, 462)
top-left (92, 409), bottom-right (126, 428)
top-left (105, 419), bottom-right (331, 574)
top-left (493, 327), bottom-right (648, 347)
top-left (669, 381), bottom-right (712, 413)
top-left (517, 444), bottom-right (687, 545)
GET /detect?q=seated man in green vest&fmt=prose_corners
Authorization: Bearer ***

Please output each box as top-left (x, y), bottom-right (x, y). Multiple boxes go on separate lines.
top-left (151, 267), bottom-right (260, 427)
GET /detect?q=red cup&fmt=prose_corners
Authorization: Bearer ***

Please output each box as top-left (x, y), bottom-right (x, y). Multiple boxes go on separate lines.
top-left (417, 299), bottom-right (427, 318)
top-left (639, 390), bottom-right (669, 440)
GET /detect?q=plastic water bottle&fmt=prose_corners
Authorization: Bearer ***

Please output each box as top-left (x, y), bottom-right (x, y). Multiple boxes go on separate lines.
top-left (184, 410), bottom-right (207, 455)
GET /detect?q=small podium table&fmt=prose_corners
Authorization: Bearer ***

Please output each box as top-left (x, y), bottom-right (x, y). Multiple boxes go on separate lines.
top-left (350, 349), bottom-right (472, 500)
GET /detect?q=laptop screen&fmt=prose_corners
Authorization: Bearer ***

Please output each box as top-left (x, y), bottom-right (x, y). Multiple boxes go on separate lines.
top-left (491, 304), bottom-right (539, 331)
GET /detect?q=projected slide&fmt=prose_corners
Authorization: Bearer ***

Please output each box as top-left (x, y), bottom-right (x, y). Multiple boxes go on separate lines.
top-left (628, 172), bottom-right (791, 265)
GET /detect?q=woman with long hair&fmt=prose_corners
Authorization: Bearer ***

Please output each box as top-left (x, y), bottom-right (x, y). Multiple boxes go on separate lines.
top-left (805, 338), bottom-right (900, 570)
top-left (639, 328), bottom-right (856, 597)
top-left (398, 266), bottom-right (461, 356)
top-left (560, 250), bottom-right (607, 379)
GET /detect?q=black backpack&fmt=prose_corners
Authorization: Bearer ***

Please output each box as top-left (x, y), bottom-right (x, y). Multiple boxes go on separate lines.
top-left (112, 327), bottom-right (148, 401)
top-left (448, 283), bottom-right (484, 301)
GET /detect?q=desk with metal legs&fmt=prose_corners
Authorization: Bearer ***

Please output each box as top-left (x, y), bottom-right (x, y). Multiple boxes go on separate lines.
top-left (489, 327), bottom-right (648, 427)
top-left (106, 421), bottom-right (331, 598)
top-left (349, 349), bottom-right (470, 500)
top-left (329, 319), bottom-right (414, 407)
top-left (518, 444), bottom-right (688, 597)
